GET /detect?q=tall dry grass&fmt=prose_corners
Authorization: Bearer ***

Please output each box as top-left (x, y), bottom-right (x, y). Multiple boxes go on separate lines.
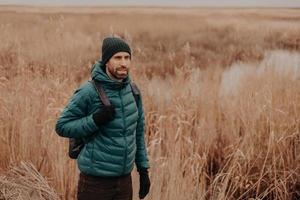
top-left (0, 162), bottom-right (59, 200)
top-left (0, 7), bottom-right (299, 200)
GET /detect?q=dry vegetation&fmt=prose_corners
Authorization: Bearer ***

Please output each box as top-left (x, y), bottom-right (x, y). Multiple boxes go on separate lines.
top-left (0, 6), bottom-right (300, 200)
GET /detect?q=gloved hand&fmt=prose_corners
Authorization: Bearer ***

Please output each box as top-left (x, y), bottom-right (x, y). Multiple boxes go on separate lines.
top-left (138, 168), bottom-right (150, 199)
top-left (92, 105), bottom-right (115, 127)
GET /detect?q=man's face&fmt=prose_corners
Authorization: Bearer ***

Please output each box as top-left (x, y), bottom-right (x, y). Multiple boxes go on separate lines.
top-left (106, 52), bottom-right (131, 81)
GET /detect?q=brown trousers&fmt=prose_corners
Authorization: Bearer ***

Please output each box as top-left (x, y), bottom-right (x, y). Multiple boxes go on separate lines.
top-left (77, 172), bottom-right (133, 200)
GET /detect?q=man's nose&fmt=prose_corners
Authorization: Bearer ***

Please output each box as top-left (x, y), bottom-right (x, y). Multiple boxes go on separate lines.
top-left (120, 58), bottom-right (128, 66)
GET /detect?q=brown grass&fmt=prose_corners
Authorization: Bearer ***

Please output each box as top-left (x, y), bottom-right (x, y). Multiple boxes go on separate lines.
top-left (0, 6), bottom-right (299, 200)
top-left (0, 162), bottom-right (59, 200)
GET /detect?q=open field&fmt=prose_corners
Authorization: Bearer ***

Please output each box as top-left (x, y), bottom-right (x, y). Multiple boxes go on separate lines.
top-left (0, 6), bottom-right (300, 200)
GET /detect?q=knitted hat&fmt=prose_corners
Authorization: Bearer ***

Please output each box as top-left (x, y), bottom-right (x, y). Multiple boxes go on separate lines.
top-left (101, 37), bottom-right (131, 65)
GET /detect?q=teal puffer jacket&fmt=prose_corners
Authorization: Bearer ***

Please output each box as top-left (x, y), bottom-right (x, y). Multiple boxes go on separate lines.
top-left (55, 61), bottom-right (149, 177)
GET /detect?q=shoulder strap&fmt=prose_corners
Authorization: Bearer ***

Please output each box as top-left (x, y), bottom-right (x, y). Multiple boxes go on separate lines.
top-left (130, 82), bottom-right (140, 106)
top-left (90, 80), bottom-right (139, 107)
top-left (90, 80), bottom-right (111, 106)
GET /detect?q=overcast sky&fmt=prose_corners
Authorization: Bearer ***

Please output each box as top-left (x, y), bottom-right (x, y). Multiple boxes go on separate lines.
top-left (0, 0), bottom-right (300, 7)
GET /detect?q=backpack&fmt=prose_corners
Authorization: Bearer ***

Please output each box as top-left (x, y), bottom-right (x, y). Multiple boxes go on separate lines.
top-left (68, 79), bottom-right (140, 159)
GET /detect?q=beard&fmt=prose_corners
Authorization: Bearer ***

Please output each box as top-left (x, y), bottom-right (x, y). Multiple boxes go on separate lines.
top-left (108, 66), bottom-right (129, 80)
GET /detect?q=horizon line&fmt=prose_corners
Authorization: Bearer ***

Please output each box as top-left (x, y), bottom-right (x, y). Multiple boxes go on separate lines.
top-left (0, 4), bottom-right (299, 9)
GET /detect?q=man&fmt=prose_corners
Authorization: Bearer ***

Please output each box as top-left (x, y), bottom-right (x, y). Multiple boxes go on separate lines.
top-left (55, 37), bottom-right (150, 200)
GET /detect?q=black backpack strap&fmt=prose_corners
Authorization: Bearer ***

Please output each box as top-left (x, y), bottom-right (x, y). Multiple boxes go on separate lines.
top-left (90, 80), bottom-right (139, 107)
top-left (90, 80), bottom-right (111, 106)
top-left (130, 82), bottom-right (140, 107)
top-left (69, 80), bottom-right (111, 160)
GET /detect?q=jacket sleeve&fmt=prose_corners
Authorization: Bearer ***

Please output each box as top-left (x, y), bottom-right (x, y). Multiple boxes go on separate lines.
top-left (135, 94), bottom-right (150, 169)
top-left (55, 82), bottom-right (99, 138)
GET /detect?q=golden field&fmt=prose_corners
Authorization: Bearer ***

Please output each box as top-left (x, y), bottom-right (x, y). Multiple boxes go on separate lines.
top-left (0, 6), bottom-right (299, 200)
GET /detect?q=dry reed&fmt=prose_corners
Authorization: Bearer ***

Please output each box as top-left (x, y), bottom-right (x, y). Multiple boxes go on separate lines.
top-left (0, 7), bottom-right (299, 200)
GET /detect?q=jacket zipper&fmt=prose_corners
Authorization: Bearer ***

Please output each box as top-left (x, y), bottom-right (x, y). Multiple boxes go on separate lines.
top-left (120, 90), bottom-right (128, 174)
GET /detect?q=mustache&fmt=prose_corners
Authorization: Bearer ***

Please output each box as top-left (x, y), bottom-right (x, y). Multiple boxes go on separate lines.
top-left (116, 67), bottom-right (128, 71)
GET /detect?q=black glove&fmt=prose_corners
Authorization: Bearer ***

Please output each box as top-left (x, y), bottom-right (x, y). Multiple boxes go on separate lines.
top-left (138, 168), bottom-right (150, 199)
top-left (92, 105), bottom-right (115, 127)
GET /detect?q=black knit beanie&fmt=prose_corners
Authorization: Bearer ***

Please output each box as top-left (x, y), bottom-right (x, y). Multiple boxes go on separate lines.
top-left (101, 37), bottom-right (131, 66)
